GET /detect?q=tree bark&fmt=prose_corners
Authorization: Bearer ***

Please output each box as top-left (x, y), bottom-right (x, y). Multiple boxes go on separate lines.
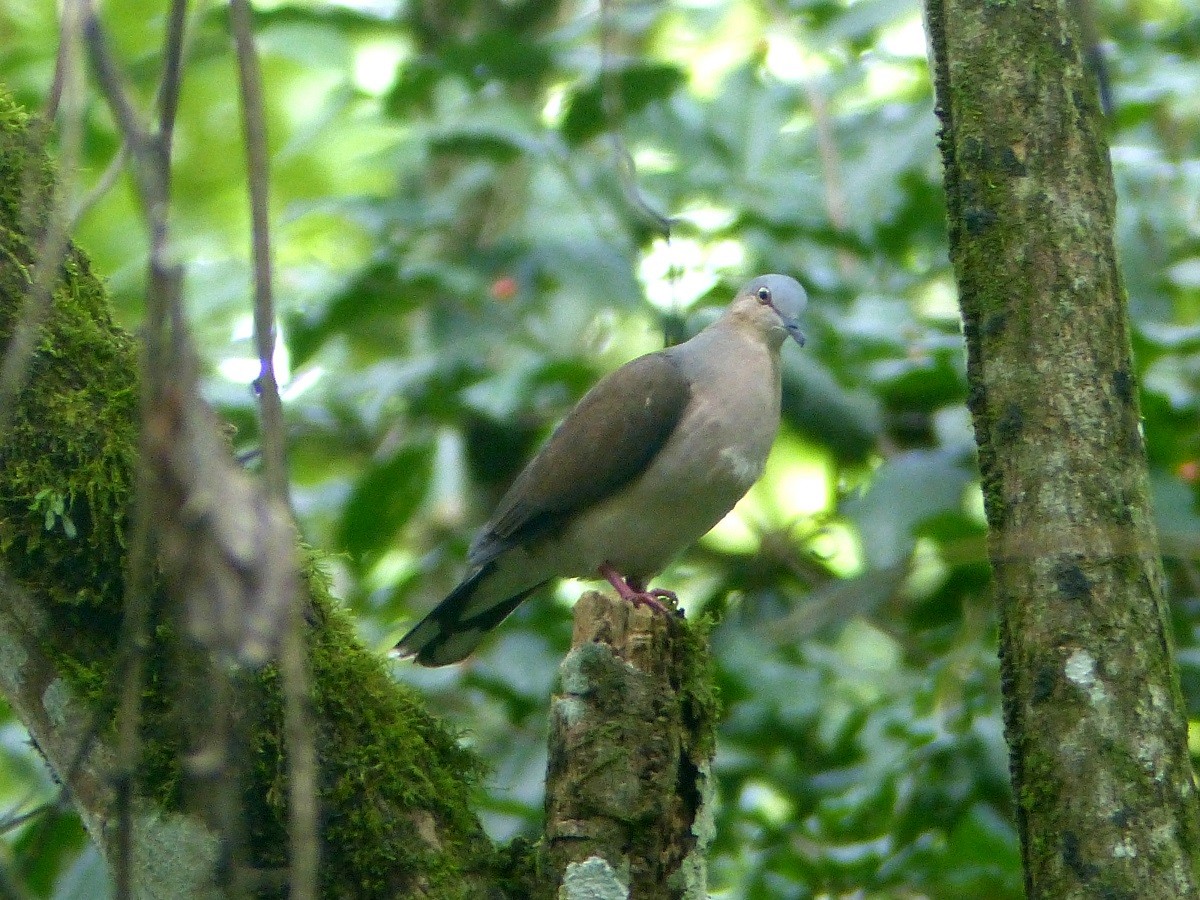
top-left (540, 591), bottom-right (717, 900)
top-left (923, 2), bottom-right (1200, 897)
top-left (0, 88), bottom-right (501, 899)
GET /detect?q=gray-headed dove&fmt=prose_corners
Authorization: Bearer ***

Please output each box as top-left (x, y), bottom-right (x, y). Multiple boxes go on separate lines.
top-left (396, 274), bottom-right (807, 665)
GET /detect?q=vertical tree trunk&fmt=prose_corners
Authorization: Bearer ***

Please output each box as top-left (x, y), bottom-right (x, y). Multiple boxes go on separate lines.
top-left (923, 2), bottom-right (1200, 896)
top-left (540, 592), bottom-right (717, 899)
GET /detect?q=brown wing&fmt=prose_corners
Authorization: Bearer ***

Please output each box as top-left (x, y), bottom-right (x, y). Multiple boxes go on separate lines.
top-left (468, 350), bottom-right (691, 565)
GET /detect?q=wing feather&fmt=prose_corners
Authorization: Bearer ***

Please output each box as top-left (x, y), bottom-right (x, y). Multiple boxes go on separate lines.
top-left (469, 350), bottom-right (690, 564)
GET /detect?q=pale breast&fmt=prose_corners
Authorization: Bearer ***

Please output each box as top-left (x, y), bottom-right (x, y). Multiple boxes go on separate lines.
top-left (548, 328), bottom-right (782, 579)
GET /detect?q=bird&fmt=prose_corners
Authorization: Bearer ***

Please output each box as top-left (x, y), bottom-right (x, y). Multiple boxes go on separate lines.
top-left (395, 274), bottom-right (808, 666)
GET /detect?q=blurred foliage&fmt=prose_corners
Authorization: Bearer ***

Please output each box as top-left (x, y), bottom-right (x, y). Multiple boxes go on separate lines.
top-left (2, 0), bottom-right (1200, 896)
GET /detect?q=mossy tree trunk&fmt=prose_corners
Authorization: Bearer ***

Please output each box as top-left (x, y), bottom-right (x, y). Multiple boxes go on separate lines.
top-left (0, 89), bottom-right (500, 899)
top-left (923, 2), bottom-right (1200, 897)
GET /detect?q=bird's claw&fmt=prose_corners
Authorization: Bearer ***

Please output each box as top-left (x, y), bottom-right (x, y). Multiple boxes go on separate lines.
top-left (626, 590), bottom-right (672, 614)
top-left (598, 563), bottom-right (680, 616)
top-left (647, 588), bottom-right (685, 618)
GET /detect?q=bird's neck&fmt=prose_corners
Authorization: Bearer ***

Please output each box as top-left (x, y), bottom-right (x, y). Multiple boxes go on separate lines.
top-left (679, 315), bottom-right (783, 390)
top-left (713, 308), bottom-right (787, 353)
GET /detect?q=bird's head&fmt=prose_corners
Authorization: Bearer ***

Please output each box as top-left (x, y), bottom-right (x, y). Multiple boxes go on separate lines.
top-left (731, 274), bottom-right (808, 347)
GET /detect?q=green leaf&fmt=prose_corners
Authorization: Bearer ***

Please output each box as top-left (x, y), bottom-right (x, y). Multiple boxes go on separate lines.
top-left (286, 260), bottom-right (429, 366)
top-left (337, 443), bottom-right (434, 561)
top-left (874, 345), bottom-right (968, 413)
top-left (429, 127), bottom-right (533, 163)
top-left (385, 32), bottom-right (553, 115)
top-left (843, 449), bottom-right (976, 569)
top-left (560, 64), bottom-right (687, 145)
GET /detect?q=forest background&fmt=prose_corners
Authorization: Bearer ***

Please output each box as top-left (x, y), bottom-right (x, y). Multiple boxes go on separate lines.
top-left (2, 0), bottom-right (1200, 896)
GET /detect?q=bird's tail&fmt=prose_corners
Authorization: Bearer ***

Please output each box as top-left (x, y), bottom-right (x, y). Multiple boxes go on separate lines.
top-left (394, 562), bottom-right (548, 666)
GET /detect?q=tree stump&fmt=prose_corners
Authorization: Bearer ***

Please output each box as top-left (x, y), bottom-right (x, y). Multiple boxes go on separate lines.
top-left (540, 591), bottom-right (717, 900)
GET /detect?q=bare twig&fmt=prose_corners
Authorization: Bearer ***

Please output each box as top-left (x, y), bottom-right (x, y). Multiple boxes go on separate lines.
top-left (46, 24), bottom-right (67, 120)
top-left (229, 3), bottom-right (318, 897)
top-left (69, 142), bottom-right (127, 227)
top-left (229, 0), bottom-right (287, 502)
top-left (80, 6), bottom-right (157, 207)
top-left (79, 0), bottom-right (181, 360)
top-left (159, 0), bottom-right (189, 161)
top-left (0, 801), bottom-right (56, 837)
top-left (597, 0), bottom-right (673, 238)
top-left (112, 506), bottom-right (153, 900)
top-left (277, 619), bottom-right (319, 900)
top-left (78, 2), bottom-right (192, 895)
top-left (70, 0), bottom-right (188, 230)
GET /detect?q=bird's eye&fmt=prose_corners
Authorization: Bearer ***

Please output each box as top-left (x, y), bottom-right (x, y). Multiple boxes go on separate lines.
top-left (756, 286), bottom-right (771, 304)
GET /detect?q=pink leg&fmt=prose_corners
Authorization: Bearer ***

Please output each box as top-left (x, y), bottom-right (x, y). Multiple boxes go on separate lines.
top-left (598, 563), bottom-right (673, 614)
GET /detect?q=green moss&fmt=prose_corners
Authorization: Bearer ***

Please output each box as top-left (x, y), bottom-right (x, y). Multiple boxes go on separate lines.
top-left (0, 83), bottom-right (140, 711)
top-left (0, 116), bottom-right (139, 632)
top-left (675, 613), bottom-right (721, 762)
top-left (243, 558), bottom-right (492, 897)
top-left (493, 836), bottom-right (540, 897)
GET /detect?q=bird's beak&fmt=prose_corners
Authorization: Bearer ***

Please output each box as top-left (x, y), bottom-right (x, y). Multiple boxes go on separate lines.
top-left (782, 318), bottom-right (806, 347)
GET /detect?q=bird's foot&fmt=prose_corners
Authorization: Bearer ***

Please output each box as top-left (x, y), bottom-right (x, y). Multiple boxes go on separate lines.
top-left (647, 587), bottom-right (685, 618)
top-left (627, 591), bottom-right (672, 614)
top-left (647, 587), bottom-right (678, 605)
top-left (598, 564), bottom-right (676, 614)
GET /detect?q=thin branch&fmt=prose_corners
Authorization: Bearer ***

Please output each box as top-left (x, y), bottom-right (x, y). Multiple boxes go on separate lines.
top-left (80, 0), bottom-right (179, 368)
top-left (45, 25), bottom-right (67, 120)
top-left (229, 0), bottom-right (287, 503)
top-left (71, 0), bottom-right (188, 232)
top-left (230, 4), bottom-right (318, 898)
top-left (79, 4), bottom-right (155, 195)
top-left (158, 0), bottom-right (189, 162)
top-left (277, 622), bottom-right (319, 900)
top-left (68, 142), bottom-right (127, 228)
top-left (78, 3), bottom-right (191, 896)
top-left (597, 0), bottom-right (673, 238)
top-left (0, 801), bottom-right (56, 837)
top-left (112, 521), bottom-right (150, 900)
